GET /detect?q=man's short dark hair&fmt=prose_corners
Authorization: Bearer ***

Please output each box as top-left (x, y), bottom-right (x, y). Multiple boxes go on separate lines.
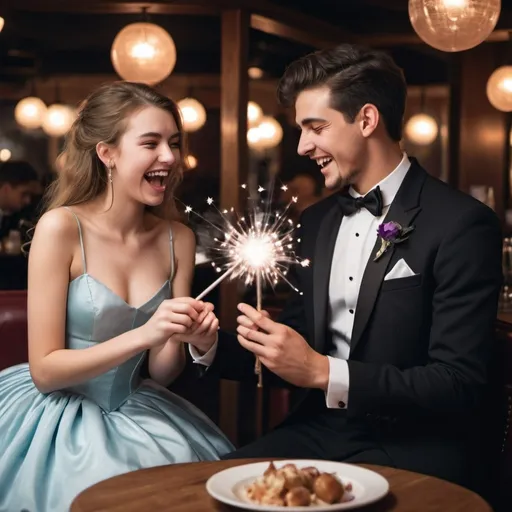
top-left (277, 44), bottom-right (407, 142)
top-left (0, 161), bottom-right (38, 187)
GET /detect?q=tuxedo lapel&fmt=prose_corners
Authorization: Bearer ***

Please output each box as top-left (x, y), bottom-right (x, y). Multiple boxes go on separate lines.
top-left (313, 201), bottom-right (343, 352)
top-left (349, 160), bottom-right (426, 355)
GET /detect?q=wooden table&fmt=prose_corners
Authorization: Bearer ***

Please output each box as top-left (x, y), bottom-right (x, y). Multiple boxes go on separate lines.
top-left (71, 459), bottom-right (492, 512)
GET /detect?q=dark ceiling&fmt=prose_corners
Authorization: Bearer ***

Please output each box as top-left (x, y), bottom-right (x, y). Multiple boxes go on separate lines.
top-left (1, 0), bottom-right (512, 87)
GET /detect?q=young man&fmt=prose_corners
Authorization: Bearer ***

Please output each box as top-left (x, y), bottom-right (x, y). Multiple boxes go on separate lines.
top-left (188, 44), bottom-right (503, 489)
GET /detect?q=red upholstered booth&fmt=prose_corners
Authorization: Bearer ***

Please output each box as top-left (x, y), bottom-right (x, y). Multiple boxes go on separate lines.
top-left (0, 290), bottom-right (28, 371)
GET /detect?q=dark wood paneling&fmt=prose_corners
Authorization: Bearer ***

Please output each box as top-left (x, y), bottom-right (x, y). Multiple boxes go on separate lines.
top-left (218, 8), bottom-right (250, 445)
top-left (452, 43), bottom-right (508, 222)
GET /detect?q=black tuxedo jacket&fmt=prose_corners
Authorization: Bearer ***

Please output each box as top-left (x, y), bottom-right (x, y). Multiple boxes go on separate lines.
top-left (211, 159), bottom-right (503, 434)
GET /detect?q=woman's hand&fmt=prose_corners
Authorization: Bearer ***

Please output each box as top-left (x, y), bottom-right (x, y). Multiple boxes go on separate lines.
top-left (177, 302), bottom-right (219, 354)
top-left (140, 297), bottom-right (205, 349)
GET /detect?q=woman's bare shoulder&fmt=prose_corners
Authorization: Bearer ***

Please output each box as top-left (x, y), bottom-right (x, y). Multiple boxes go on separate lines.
top-left (28, 207), bottom-right (79, 274)
top-left (33, 207), bottom-right (80, 242)
top-left (169, 220), bottom-right (195, 246)
top-left (148, 214), bottom-right (195, 245)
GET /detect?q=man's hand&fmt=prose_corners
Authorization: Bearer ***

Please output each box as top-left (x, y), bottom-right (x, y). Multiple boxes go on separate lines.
top-left (236, 302), bottom-right (329, 390)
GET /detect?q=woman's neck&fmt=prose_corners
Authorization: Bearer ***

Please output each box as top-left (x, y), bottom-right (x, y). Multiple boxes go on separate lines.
top-left (86, 192), bottom-right (148, 240)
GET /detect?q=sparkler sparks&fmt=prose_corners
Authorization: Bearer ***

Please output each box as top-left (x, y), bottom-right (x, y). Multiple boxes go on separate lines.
top-left (190, 185), bottom-right (309, 302)
top-left (187, 183), bottom-right (310, 388)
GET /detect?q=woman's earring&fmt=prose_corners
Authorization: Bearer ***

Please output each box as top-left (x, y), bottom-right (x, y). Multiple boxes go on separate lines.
top-left (107, 161), bottom-right (115, 208)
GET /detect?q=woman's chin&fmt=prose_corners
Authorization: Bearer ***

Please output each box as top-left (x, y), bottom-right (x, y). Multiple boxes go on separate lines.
top-left (143, 196), bottom-right (165, 207)
top-left (139, 181), bottom-right (167, 206)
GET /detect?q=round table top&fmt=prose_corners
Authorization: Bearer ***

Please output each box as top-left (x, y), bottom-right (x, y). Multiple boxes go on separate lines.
top-left (71, 458), bottom-right (492, 512)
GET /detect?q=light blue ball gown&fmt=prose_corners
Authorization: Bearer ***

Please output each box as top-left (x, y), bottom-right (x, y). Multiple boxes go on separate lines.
top-left (0, 210), bottom-right (234, 512)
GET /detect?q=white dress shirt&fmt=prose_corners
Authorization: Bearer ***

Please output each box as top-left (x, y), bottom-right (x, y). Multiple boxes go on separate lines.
top-left (325, 154), bottom-right (411, 408)
top-left (189, 332), bottom-right (218, 364)
top-left (189, 154), bottom-right (411, 410)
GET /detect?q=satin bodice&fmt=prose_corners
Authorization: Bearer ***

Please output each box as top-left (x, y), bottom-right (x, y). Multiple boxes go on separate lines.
top-left (64, 274), bottom-right (171, 411)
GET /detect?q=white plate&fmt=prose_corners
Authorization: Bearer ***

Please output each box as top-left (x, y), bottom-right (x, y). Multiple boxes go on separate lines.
top-left (206, 459), bottom-right (389, 511)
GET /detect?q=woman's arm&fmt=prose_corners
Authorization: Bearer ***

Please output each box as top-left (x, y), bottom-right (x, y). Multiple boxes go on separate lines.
top-left (147, 222), bottom-right (195, 386)
top-left (28, 209), bottom-right (152, 393)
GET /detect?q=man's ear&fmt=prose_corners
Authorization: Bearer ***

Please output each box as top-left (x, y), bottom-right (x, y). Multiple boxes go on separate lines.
top-left (358, 103), bottom-right (379, 138)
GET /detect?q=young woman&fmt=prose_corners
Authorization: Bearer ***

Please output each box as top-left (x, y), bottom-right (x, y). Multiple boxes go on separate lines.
top-left (0, 81), bottom-right (233, 512)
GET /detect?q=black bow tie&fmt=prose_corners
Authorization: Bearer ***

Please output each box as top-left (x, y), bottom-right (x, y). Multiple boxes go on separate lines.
top-left (336, 186), bottom-right (384, 217)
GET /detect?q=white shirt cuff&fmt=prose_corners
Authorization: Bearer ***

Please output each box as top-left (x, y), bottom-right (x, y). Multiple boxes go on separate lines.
top-left (188, 336), bottom-right (218, 367)
top-left (325, 356), bottom-right (350, 409)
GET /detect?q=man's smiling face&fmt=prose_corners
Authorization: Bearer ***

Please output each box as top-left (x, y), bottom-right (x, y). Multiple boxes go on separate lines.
top-left (295, 85), bottom-right (366, 190)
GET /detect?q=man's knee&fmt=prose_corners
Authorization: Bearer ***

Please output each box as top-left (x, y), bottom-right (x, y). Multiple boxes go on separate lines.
top-left (220, 449), bottom-right (244, 460)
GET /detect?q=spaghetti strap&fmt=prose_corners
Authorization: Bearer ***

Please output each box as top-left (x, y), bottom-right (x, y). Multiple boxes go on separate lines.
top-left (64, 207), bottom-right (87, 274)
top-left (169, 228), bottom-right (175, 282)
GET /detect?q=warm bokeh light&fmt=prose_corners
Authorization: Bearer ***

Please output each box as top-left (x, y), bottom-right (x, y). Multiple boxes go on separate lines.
top-left (247, 117), bottom-right (284, 150)
top-left (255, 116), bottom-right (283, 149)
top-left (487, 66), bottom-right (512, 112)
top-left (185, 154), bottom-right (198, 169)
top-left (0, 149), bottom-right (12, 162)
top-left (404, 114), bottom-right (439, 145)
top-left (247, 126), bottom-right (262, 147)
top-left (14, 97), bottom-right (47, 130)
top-left (408, 0), bottom-right (501, 52)
top-left (247, 101), bottom-right (263, 126)
top-left (177, 97), bottom-right (207, 132)
top-left (111, 22), bottom-right (176, 85)
top-left (248, 67), bottom-right (264, 79)
top-left (42, 104), bottom-right (75, 137)
top-left (0, 17), bottom-right (4, 33)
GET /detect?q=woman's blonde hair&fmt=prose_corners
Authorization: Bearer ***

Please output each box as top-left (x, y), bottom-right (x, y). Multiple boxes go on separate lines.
top-left (44, 81), bottom-right (185, 220)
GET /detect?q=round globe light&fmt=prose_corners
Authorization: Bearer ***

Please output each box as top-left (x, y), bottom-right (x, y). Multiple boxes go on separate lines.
top-left (487, 66), bottom-right (512, 112)
top-left (42, 104), bottom-right (75, 137)
top-left (0, 149), bottom-right (12, 162)
top-left (185, 154), bottom-right (198, 170)
top-left (111, 22), bottom-right (176, 85)
top-left (255, 116), bottom-right (283, 149)
top-left (404, 114), bottom-right (439, 145)
top-left (15, 97), bottom-right (47, 130)
top-left (408, 0), bottom-right (501, 52)
top-left (177, 98), bottom-right (207, 132)
top-left (247, 126), bottom-right (263, 149)
top-left (248, 67), bottom-right (264, 79)
top-left (247, 101), bottom-right (263, 126)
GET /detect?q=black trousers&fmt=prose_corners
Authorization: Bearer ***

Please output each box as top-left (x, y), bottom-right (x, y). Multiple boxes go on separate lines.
top-left (221, 395), bottom-right (479, 494)
top-left (221, 398), bottom-right (395, 468)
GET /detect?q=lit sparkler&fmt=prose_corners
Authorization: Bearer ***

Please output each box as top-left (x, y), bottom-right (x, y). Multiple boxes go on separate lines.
top-left (187, 184), bottom-right (310, 387)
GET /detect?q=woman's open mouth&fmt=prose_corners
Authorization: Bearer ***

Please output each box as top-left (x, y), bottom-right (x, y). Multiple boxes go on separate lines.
top-left (144, 170), bottom-right (168, 192)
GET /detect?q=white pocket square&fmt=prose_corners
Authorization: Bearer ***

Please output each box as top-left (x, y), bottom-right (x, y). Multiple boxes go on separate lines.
top-left (384, 258), bottom-right (417, 281)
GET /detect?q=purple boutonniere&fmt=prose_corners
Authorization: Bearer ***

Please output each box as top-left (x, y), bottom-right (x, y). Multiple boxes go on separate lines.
top-left (374, 221), bottom-right (414, 261)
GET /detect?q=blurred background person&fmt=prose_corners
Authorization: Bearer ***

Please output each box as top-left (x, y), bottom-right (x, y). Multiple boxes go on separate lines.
top-left (279, 172), bottom-right (323, 223)
top-left (0, 161), bottom-right (40, 243)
